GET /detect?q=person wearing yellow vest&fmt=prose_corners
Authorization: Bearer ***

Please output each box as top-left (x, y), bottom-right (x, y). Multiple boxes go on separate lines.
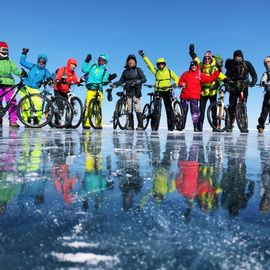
top-left (139, 50), bottom-right (179, 131)
top-left (189, 44), bottom-right (228, 130)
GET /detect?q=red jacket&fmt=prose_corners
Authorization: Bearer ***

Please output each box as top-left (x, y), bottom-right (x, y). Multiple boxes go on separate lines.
top-left (178, 68), bottom-right (219, 100)
top-left (54, 58), bottom-right (80, 93)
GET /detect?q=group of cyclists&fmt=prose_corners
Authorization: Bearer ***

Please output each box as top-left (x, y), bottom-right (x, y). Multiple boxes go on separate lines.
top-left (0, 40), bottom-right (269, 133)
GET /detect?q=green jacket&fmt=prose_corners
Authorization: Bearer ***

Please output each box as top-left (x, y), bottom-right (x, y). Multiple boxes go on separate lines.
top-left (0, 58), bottom-right (21, 86)
top-left (143, 56), bottom-right (179, 90)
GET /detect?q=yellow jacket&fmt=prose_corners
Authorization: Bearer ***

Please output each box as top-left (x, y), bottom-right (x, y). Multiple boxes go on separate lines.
top-left (143, 56), bottom-right (179, 91)
top-left (195, 57), bottom-right (226, 96)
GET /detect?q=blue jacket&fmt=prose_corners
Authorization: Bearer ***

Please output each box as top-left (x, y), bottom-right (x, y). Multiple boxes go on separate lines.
top-left (82, 54), bottom-right (109, 91)
top-left (20, 53), bottom-right (52, 89)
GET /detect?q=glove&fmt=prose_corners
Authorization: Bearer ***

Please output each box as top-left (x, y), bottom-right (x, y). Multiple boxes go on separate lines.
top-left (172, 83), bottom-right (177, 89)
top-left (47, 78), bottom-right (53, 85)
top-left (107, 89), bottom-right (113, 101)
top-left (108, 73), bottom-right (117, 81)
top-left (110, 84), bottom-right (117, 88)
top-left (189, 44), bottom-right (197, 59)
top-left (79, 77), bottom-right (85, 83)
top-left (22, 48), bottom-right (29, 55)
top-left (138, 49), bottom-right (145, 57)
top-left (260, 81), bottom-right (266, 87)
top-left (249, 81), bottom-right (256, 87)
top-left (84, 54), bottom-right (92, 63)
top-left (21, 69), bottom-right (28, 78)
top-left (136, 80), bottom-right (141, 85)
top-left (77, 83), bottom-right (83, 87)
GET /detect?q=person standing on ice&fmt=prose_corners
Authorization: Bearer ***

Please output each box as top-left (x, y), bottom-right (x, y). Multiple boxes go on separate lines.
top-left (225, 50), bottom-right (257, 132)
top-left (20, 48), bottom-right (53, 125)
top-left (188, 44), bottom-right (228, 130)
top-left (0, 42), bottom-right (25, 127)
top-left (178, 60), bottom-right (220, 132)
top-left (82, 54), bottom-right (116, 129)
top-left (111, 54), bottom-right (147, 130)
top-left (138, 49), bottom-right (179, 131)
top-left (257, 56), bottom-right (270, 133)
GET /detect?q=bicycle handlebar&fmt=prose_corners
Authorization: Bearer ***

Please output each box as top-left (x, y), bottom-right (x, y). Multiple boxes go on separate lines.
top-left (144, 84), bottom-right (176, 90)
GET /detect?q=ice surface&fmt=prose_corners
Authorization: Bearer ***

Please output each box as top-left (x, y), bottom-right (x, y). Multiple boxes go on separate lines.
top-left (0, 127), bottom-right (270, 269)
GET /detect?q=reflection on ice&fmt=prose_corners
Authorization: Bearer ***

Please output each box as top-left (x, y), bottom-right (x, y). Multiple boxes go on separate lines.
top-left (0, 128), bottom-right (270, 269)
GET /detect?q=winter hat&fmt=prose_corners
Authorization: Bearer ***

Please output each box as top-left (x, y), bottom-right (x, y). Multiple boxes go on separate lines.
top-left (0, 42), bottom-right (8, 49)
top-left (233, 50), bottom-right (244, 58)
top-left (264, 56), bottom-right (270, 63)
top-left (204, 51), bottom-right (212, 59)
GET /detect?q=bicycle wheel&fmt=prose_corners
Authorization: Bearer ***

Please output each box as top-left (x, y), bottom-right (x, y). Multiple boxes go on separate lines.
top-left (49, 97), bottom-right (73, 128)
top-left (69, 96), bottom-right (83, 129)
top-left (172, 100), bottom-right (184, 131)
top-left (17, 94), bottom-right (54, 128)
top-left (112, 111), bottom-right (118, 129)
top-left (88, 99), bottom-right (102, 129)
top-left (151, 98), bottom-right (161, 131)
top-left (207, 101), bottom-right (230, 132)
top-left (142, 104), bottom-right (150, 130)
top-left (236, 102), bottom-right (248, 132)
top-left (116, 99), bottom-right (128, 130)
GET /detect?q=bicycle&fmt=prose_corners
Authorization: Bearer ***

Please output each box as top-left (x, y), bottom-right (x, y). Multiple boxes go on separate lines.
top-left (39, 82), bottom-right (73, 129)
top-left (111, 89), bottom-right (129, 130)
top-left (207, 84), bottom-right (230, 132)
top-left (87, 89), bottom-right (103, 129)
top-left (0, 70), bottom-right (54, 128)
top-left (142, 84), bottom-right (183, 131)
top-left (66, 87), bottom-right (84, 129)
top-left (234, 81), bottom-right (249, 133)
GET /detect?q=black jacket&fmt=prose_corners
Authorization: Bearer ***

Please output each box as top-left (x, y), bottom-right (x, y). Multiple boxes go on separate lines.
top-left (114, 66), bottom-right (147, 97)
top-left (225, 58), bottom-right (257, 85)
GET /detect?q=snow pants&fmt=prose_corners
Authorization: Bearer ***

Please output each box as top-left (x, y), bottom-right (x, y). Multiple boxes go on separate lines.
top-left (0, 86), bottom-right (17, 123)
top-left (181, 99), bottom-right (201, 130)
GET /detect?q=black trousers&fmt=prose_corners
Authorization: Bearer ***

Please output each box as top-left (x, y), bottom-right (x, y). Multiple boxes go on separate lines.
top-left (199, 94), bottom-right (217, 128)
top-left (258, 92), bottom-right (270, 129)
top-left (228, 88), bottom-right (248, 122)
top-left (159, 91), bottom-right (174, 130)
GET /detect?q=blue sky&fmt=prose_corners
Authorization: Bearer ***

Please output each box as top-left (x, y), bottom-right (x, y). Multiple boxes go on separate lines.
top-left (2, 0), bottom-right (270, 128)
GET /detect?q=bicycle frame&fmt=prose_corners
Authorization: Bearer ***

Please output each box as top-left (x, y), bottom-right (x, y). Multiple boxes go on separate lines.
top-left (0, 80), bottom-right (26, 117)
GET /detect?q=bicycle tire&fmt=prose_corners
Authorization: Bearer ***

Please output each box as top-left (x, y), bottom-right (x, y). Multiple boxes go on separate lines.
top-left (88, 99), bottom-right (102, 129)
top-left (49, 96), bottom-right (73, 128)
top-left (207, 101), bottom-right (230, 132)
top-left (236, 102), bottom-right (248, 132)
top-left (69, 96), bottom-right (83, 129)
top-left (112, 111), bottom-right (118, 129)
top-left (142, 104), bottom-right (150, 130)
top-left (116, 99), bottom-right (128, 130)
top-left (151, 98), bottom-right (161, 131)
top-left (17, 94), bottom-right (54, 128)
top-left (172, 100), bottom-right (184, 131)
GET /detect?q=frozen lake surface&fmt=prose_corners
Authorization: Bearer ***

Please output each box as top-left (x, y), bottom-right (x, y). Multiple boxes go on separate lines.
top-left (0, 127), bottom-right (270, 269)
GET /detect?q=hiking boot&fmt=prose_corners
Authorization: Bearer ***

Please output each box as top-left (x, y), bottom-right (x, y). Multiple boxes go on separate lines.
top-left (9, 121), bottom-right (19, 128)
top-left (258, 128), bottom-right (264, 134)
top-left (0, 122), bottom-right (2, 127)
top-left (136, 126), bottom-right (144, 131)
top-left (127, 113), bottom-right (134, 130)
top-left (33, 117), bottom-right (39, 125)
top-left (136, 112), bottom-right (144, 130)
top-left (127, 126), bottom-right (134, 130)
top-left (83, 125), bottom-right (90, 129)
top-left (194, 128), bottom-right (201, 132)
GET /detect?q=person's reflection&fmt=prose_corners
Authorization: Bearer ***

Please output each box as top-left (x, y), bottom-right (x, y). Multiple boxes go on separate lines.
top-left (52, 132), bottom-right (77, 206)
top-left (257, 136), bottom-right (270, 214)
top-left (81, 130), bottom-right (106, 210)
top-left (0, 129), bottom-right (19, 215)
top-left (221, 134), bottom-right (254, 216)
top-left (138, 133), bottom-right (176, 211)
top-left (175, 135), bottom-right (221, 222)
top-left (113, 131), bottom-right (143, 212)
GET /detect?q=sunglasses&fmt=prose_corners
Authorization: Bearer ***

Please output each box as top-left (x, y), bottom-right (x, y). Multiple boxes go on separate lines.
top-left (0, 47), bottom-right (8, 52)
top-left (204, 57), bottom-right (211, 60)
top-left (99, 58), bottom-right (107, 63)
top-left (38, 57), bottom-right (47, 63)
top-left (191, 62), bottom-right (198, 66)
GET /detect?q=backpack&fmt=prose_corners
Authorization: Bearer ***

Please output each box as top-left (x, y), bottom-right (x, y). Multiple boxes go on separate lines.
top-left (213, 55), bottom-right (223, 70)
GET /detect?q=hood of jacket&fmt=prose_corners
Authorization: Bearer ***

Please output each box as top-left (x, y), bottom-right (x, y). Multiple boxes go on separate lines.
top-left (66, 58), bottom-right (78, 72)
top-left (97, 54), bottom-right (109, 67)
top-left (37, 53), bottom-right (48, 69)
top-left (125, 54), bottom-right (137, 68)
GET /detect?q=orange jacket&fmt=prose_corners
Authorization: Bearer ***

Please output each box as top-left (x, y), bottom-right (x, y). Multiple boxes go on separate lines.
top-left (54, 58), bottom-right (80, 93)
